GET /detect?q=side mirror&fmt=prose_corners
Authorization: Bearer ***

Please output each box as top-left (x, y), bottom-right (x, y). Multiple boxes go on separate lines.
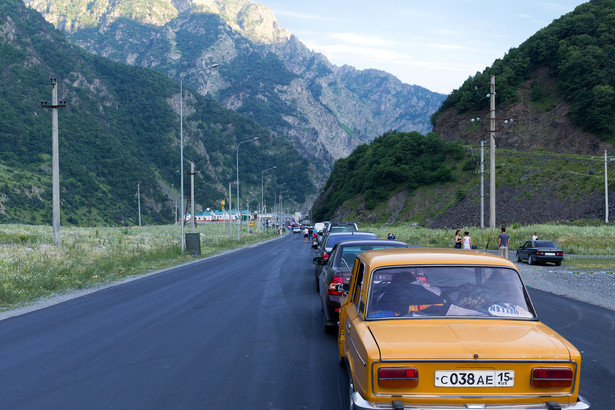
top-left (313, 256), bottom-right (324, 265)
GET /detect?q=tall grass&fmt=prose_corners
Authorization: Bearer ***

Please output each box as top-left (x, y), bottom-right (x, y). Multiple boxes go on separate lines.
top-left (0, 223), bottom-right (277, 309)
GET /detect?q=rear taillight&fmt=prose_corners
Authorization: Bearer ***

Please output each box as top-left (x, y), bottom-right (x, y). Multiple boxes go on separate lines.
top-left (322, 252), bottom-right (329, 262)
top-left (556, 251), bottom-right (563, 256)
top-left (536, 251), bottom-right (545, 255)
top-left (327, 276), bottom-right (343, 296)
top-left (378, 367), bottom-right (419, 388)
top-left (531, 368), bottom-right (574, 388)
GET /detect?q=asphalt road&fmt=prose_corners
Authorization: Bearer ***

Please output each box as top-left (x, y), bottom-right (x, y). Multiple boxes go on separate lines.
top-left (0, 234), bottom-right (612, 409)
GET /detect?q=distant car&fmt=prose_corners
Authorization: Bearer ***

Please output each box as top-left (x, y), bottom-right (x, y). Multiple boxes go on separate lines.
top-left (313, 221), bottom-right (328, 234)
top-left (314, 239), bottom-right (408, 332)
top-left (292, 226), bottom-right (301, 233)
top-left (516, 240), bottom-right (564, 266)
top-left (338, 248), bottom-right (589, 410)
top-left (313, 232), bottom-right (378, 291)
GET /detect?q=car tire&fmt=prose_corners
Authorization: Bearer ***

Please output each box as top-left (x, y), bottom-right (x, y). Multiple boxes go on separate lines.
top-left (347, 370), bottom-right (355, 410)
top-left (555, 261), bottom-right (561, 266)
top-left (517, 253), bottom-right (522, 262)
top-left (528, 255), bottom-right (534, 265)
top-left (323, 317), bottom-right (336, 334)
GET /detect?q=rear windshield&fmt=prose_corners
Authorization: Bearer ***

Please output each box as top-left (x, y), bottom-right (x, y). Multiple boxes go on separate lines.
top-left (329, 225), bottom-right (357, 232)
top-left (326, 233), bottom-right (377, 249)
top-left (338, 244), bottom-right (406, 268)
top-left (532, 241), bottom-right (557, 248)
top-left (367, 266), bottom-right (534, 320)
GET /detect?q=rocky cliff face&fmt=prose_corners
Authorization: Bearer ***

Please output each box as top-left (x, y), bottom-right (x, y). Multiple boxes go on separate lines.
top-left (433, 70), bottom-right (611, 155)
top-left (25, 0), bottom-right (445, 179)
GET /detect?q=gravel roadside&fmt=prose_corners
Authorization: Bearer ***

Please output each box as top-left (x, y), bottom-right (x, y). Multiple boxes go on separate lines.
top-left (514, 261), bottom-right (614, 311)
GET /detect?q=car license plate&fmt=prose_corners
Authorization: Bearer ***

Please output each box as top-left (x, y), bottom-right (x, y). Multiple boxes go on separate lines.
top-left (435, 370), bottom-right (514, 387)
top-left (545, 252), bottom-right (555, 256)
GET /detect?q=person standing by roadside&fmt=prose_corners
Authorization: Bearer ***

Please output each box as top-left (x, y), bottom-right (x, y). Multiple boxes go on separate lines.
top-left (454, 230), bottom-right (462, 248)
top-left (532, 232), bottom-right (538, 241)
top-left (498, 227), bottom-right (510, 259)
top-left (462, 231), bottom-right (472, 250)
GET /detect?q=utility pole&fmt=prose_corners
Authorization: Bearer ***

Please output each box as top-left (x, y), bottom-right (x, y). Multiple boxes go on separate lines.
top-left (137, 183), bottom-right (141, 226)
top-left (188, 161), bottom-right (196, 233)
top-left (606, 150), bottom-right (609, 223)
top-left (41, 78), bottom-right (66, 246)
top-left (480, 140), bottom-right (485, 229)
top-left (489, 75), bottom-right (496, 229)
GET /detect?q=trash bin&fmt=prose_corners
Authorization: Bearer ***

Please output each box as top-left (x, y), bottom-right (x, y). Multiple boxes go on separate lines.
top-left (185, 233), bottom-right (201, 256)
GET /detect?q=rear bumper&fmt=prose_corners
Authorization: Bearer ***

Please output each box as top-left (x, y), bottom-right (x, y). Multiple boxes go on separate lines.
top-left (533, 255), bottom-right (564, 264)
top-left (352, 392), bottom-right (590, 409)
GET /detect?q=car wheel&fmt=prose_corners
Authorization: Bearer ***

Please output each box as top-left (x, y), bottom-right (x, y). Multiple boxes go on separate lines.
top-left (555, 261), bottom-right (561, 266)
top-left (316, 277), bottom-right (320, 292)
top-left (517, 253), bottom-right (522, 262)
top-left (323, 311), bottom-right (336, 334)
top-left (528, 255), bottom-right (534, 265)
top-left (347, 370), bottom-right (355, 410)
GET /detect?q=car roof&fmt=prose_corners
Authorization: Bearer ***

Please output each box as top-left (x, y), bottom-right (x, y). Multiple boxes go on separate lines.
top-left (334, 239), bottom-right (408, 248)
top-left (357, 248), bottom-right (518, 270)
top-left (327, 231), bottom-right (373, 237)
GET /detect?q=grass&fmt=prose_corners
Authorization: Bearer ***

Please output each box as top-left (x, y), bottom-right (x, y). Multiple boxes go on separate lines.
top-left (0, 223), bottom-right (277, 310)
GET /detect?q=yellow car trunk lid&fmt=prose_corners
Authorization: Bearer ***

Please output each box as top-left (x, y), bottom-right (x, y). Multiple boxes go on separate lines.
top-left (369, 319), bottom-right (572, 361)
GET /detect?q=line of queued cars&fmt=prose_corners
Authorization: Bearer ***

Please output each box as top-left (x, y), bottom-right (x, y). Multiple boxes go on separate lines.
top-left (304, 221), bottom-right (589, 409)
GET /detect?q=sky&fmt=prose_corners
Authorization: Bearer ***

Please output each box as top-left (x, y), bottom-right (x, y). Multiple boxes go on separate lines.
top-left (259, 0), bottom-right (588, 94)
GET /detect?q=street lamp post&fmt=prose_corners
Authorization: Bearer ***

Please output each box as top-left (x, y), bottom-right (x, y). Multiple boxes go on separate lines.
top-left (260, 166), bottom-right (276, 232)
top-left (236, 137), bottom-right (259, 241)
top-left (179, 63), bottom-right (218, 252)
top-left (274, 183), bottom-right (286, 234)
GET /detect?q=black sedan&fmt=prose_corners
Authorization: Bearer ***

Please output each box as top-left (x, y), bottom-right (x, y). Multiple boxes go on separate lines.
top-left (314, 239), bottom-right (408, 332)
top-left (516, 240), bottom-right (564, 265)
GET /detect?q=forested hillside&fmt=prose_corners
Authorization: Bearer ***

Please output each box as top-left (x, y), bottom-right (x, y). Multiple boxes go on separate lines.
top-left (312, 130), bottom-right (610, 227)
top-left (0, 0), bottom-right (312, 225)
top-left (432, 0), bottom-right (615, 154)
top-left (311, 132), bottom-right (464, 221)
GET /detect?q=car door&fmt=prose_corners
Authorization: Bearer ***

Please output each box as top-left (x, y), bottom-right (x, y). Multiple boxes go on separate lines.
top-left (518, 241), bottom-right (530, 260)
top-left (343, 262), bottom-right (376, 397)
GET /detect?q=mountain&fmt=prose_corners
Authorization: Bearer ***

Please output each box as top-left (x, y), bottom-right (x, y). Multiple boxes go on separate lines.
top-left (431, 0), bottom-right (615, 155)
top-left (313, 0), bottom-right (615, 227)
top-left (0, 0), bottom-right (313, 225)
top-left (24, 0), bottom-right (446, 175)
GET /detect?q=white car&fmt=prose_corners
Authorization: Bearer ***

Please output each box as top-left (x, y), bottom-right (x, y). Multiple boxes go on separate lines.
top-left (292, 226), bottom-right (301, 233)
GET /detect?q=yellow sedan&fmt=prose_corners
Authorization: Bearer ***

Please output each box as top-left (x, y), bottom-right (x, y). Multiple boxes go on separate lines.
top-left (338, 248), bottom-right (590, 409)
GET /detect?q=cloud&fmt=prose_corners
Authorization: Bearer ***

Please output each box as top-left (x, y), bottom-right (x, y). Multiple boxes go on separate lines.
top-left (329, 32), bottom-right (395, 47)
top-left (275, 10), bottom-right (322, 20)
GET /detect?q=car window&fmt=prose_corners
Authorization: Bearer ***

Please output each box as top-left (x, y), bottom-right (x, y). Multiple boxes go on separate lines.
top-left (326, 246), bottom-right (339, 267)
top-left (367, 266), bottom-right (534, 319)
top-left (534, 241), bottom-right (557, 248)
top-left (325, 233), bottom-right (378, 249)
top-left (337, 244), bottom-right (406, 269)
top-left (352, 263), bottom-right (365, 309)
